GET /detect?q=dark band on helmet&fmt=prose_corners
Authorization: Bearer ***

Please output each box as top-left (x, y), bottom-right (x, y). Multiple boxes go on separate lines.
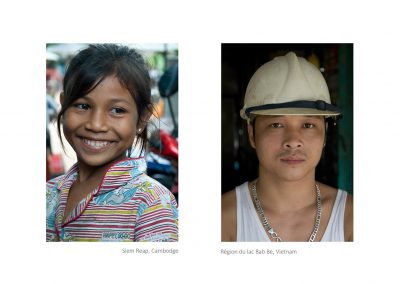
top-left (245, 100), bottom-right (342, 118)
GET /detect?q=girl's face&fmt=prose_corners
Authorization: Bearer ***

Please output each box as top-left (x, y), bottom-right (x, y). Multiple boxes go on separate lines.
top-left (62, 76), bottom-right (139, 168)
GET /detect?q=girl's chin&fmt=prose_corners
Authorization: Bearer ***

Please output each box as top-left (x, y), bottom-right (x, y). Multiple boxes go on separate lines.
top-left (77, 154), bottom-right (127, 168)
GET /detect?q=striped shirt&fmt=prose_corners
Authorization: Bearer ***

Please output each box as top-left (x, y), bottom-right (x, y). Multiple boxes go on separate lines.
top-left (46, 158), bottom-right (178, 242)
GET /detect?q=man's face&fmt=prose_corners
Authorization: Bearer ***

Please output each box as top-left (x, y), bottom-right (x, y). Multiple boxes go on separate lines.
top-left (248, 115), bottom-right (325, 182)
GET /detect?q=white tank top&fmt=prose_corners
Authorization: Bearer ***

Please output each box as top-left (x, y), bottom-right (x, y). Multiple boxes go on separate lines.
top-left (236, 182), bottom-right (347, 242)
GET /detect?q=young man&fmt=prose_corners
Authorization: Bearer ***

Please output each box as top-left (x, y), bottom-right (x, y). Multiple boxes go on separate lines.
top-left (221, 52), bottom-right (353, 242)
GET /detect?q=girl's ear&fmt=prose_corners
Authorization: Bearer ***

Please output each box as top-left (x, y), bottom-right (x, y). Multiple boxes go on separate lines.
top-left (137, 106), bottom-right (152, 134)
top-left (60, 91), bottom-right (64, 105)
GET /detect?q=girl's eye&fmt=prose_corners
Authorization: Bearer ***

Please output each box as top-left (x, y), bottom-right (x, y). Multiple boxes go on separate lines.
top-left (74, 103), bottom-right (90, 110)
top-left (111, 107), bottom-right (126, 114)
top-left (303, 123), bottom-right (315, 129)
top-left (270, 122), bottom-right (283, 128)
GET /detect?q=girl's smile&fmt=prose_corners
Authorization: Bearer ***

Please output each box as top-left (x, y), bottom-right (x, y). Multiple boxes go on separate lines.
top-left (62, 75), bottom-right (139, 170)
top-left (80, 137), bottom-right (114, 151)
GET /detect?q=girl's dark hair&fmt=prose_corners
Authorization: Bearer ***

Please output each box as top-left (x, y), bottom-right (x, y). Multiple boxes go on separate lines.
top-left (57, 44), bottom-right (152, 156)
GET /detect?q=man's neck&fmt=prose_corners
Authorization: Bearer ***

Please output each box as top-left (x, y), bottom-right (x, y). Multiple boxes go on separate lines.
top-left (255, 173), bottom-right (317, 212)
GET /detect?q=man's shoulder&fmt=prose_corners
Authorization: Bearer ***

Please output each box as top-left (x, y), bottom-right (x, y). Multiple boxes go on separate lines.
top-left (318, 183), bottom-right (340, 202)
top-left (319, 182), bottom-right (353, 241)
top-left (221, 189), bottom-right (236, 211)
top-left (319, 183), bottom-right (352, 203)
top-left (222, 181), bottom-right (250, 210)
top-left (343, 190), bottom-right (353, 241)
top-left (221, 188), bottom-right (237, 242)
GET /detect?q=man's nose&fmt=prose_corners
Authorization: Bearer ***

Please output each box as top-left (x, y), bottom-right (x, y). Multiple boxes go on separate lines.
top-left (283, 128), bottom-right (303, 148)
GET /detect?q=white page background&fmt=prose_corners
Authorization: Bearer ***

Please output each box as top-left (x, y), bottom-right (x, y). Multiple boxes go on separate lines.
top-left (1, 1), bottom-right (398, 283)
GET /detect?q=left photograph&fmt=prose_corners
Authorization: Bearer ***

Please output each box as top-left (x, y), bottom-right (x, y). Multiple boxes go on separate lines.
top-left (46, 43), bottom-right (178, 242)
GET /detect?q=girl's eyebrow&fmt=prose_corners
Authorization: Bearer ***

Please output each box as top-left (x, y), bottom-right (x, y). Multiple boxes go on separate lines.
top-left (76, 96), bottom-right (133, 105)
top-left (108, 98), bottom-right (134, 106)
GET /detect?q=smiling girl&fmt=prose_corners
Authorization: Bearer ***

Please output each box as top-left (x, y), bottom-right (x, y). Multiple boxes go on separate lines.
top-left (46, 44), bottom-right (178, 242)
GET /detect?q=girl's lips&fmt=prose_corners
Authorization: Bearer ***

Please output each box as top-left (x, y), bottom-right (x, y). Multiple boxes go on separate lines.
top-left (80, 137), bottom-right (114, 151)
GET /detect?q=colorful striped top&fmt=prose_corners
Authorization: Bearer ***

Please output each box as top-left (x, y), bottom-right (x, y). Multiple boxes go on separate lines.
top-left (46, 158), bottom-right (178, 242)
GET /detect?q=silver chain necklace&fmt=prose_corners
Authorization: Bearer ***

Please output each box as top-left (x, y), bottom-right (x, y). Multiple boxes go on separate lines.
top-left (251, 182), bottom-right (321, 242)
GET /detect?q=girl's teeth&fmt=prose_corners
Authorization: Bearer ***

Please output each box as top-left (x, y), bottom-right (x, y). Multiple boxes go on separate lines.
top-left (83, 139), bottom-right (110, 148)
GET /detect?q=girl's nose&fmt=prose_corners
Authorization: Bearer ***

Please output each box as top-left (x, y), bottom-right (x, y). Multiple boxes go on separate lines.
top-left (85, 110), bottom-right (108, 132)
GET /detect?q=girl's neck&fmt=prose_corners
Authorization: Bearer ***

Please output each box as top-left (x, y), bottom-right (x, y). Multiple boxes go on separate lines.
top-left (76, 156), bottom-right (127, 183)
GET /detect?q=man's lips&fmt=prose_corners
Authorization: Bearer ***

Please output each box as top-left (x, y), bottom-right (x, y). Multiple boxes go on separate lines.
top-left (278, 151), bottom-right (306, 165)
top-left (280, 155), bottom-right (305, 164)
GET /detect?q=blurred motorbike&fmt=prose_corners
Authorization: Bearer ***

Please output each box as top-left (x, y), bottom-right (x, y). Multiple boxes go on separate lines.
top-left (147, 64), bottom-right (178, 200)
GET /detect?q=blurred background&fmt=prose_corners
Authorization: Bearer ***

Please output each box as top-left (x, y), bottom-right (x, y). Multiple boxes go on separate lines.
top-left (46, 43), bottom-right (179, 200)
top-left (221, 43), bottom-right (353, 195)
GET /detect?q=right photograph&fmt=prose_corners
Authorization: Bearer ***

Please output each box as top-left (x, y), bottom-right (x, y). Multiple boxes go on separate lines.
top-left (221, 44), bottom-right (353, 242)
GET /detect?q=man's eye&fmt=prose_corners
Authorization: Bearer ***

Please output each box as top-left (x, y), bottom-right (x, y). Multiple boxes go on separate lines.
top-left (303, 123), bottom-right (314, 129)
top-left (74, 103), bottom-right (89, 110)
top-left (270, 123), bottom-right (283, 128)
top-left (111, 107), bottom-right (126, 114)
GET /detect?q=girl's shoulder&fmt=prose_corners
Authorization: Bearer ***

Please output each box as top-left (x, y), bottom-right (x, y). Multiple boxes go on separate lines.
top-left (47, 164), bottom-right (78, 192)
top-left (46, 174), bottom-right (67, 191)
top-left (46, 174), bottom-right (67, 207)
top-left (132, 174), bottom-right (176, 205)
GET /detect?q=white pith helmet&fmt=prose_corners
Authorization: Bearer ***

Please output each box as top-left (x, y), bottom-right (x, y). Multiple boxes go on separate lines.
top-left (240, 51), bottom-right (342, 122)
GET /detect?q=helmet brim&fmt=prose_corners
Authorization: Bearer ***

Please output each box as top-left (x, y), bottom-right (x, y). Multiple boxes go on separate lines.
top-left (241, 100), bottom-right (342, 120)
top-left (249, 108), bottom-right (341, 117)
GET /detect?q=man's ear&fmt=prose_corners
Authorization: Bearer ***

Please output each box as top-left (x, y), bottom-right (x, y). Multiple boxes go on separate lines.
top-left (323, 121), bottom-right (328, 147)
top-left (247, 121), bottom-right (256, 149)
top-left (137, 106), bottom-right (153, 134)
